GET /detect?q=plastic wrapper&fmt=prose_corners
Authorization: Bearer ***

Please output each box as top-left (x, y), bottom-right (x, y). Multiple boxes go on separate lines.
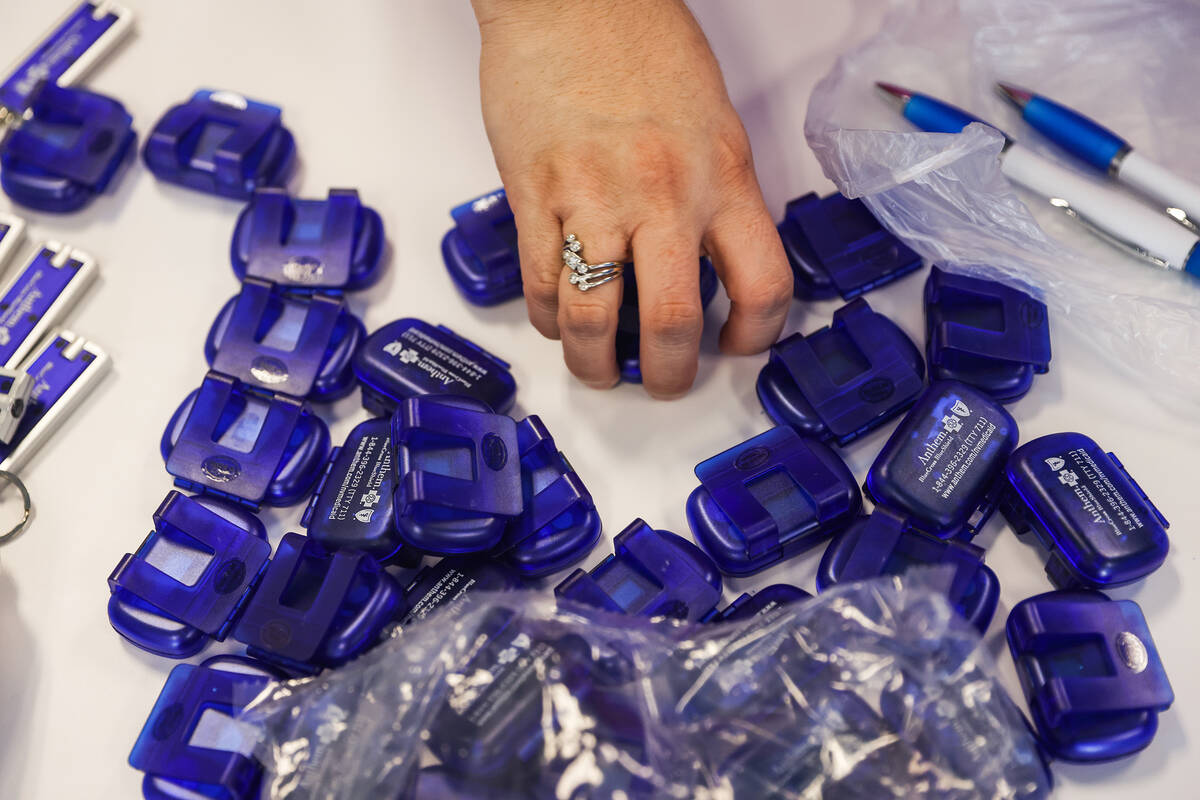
top-left (805, 0), bottom-right (1200, 407)
top-left (242, 574), bottom-right (1049, 799)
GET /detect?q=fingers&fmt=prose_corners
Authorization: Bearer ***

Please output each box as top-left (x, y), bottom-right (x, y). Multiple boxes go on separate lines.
top-left (704, 198), bottom-right (793, 355)
top-left (556, 220), bottom-right (627, 389)
top-left (631, 226), bottom-right (704, 399)
top-left (509, 189), bottom-right (565, 339)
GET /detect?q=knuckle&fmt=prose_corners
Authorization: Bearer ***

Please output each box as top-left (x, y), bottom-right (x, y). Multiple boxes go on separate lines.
top-left (645, 298), bottom-right (704, 343)
top-left (632, 134), bottom-right (689, 202)
top-left (560, 300), bottom-right (614, 340)
top-left (740, 272), bottom-right (794, 318)
top-left (524, 271), bottom-right (560, 305)
top-left (713, 121), bottom-right (755, 183)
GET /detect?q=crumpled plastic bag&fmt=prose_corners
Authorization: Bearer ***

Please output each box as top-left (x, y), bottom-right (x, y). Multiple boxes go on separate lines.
top-left (804, 0), bottom-right (1200, 408)
top-left (241, 574), bottom-right (1049, 799)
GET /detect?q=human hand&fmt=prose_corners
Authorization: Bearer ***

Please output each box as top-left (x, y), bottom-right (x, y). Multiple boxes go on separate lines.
top-left (471, 0), bottom-right (793, 398)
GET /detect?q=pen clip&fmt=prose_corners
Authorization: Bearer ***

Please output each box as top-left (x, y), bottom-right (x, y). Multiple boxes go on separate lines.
top-left (1047, 197), bottom-right (1173, 270)
top-left (1166, 207), bottom-right (1199, 235)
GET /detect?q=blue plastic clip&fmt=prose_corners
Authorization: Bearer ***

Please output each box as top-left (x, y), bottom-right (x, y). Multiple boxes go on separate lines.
top-left (107, 491), bottom-right (270, 659)
top-left (757, 298), bottom-right (925, 444)
top-left (555, 519), bottom-right (723, 621)
top-left (924, 266), bottom-right (1051, 402)
top-left (816, 509), bottom-right (999, 632)
top-left (686, 426), bottom-right (862, 576)
top-left (865, 381), bottom-right (1018, 540)
top-left (392, 395), bottom-right (523, 554)
top-left (232, 532), bottom-right (403, 674)
top-left (497, 415), bottom-right (601, 578)
top-left (0, 241), bottom-right (97, 368)
top-left (353, 318), bottom-right (517, 416)
top-left (778, 191), bottom-right (923, 301)
top-left (1007, 590), bottom-right (1173, 762)
top-left (442, 188), bottom-right (522, 306)
top-left (1001, 432), bottom-right (1169, 590)
top-left (615, 259), bottom-right (719, 384)
top-left (0, 83), bottom-right (134, 212)
top-left (231, 188), bottom-right (386, 292)
top-left (143, 89), bottom-right (295, 198)
top-left (301, 417), bottom-right (421, 567)
top-left (129, 656), bottom-right (279, 800)
top-left (702, 584), bottom-right (811, 623)
top-left (204, 278), bottom-right (364, 401)
top-left (398, 557), bottom-right (523, 626)
top-left (161, 371), bottom-right (330, 509)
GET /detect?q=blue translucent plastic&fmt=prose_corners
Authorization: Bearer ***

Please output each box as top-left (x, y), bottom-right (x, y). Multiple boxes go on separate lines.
top-left (129, 656), bottom-right (278, 800)
top-left (615, 259), bottom-right (719, 384)
top-left (702, 584), bottom-right (811, 623)
top-left (1022, 94), bottom-right (1127, 173)
top-left (204, 279), bottom-right (364, 402)
top-left (1007, 590), bottom-right (1173, 762)
top-left (0, 245), bottom-right (90, 367)
top-left (442, 188), bottom-right (522, 306)
top-left (865, 381), bottom-right (1018, 539)
top-left (497, 415), bottom-right (601, 578)
top-left (924, 266), bottom-right (1051, 403)
top-left (233, 532), bottom-right (402, 674)
top-left (353, 318), bottom-right (516, 416)
top-left (399, 557), bottom-right (523, 625)
top-left (816, 509), bottom-right (999, 632)
top-left (555, 519), bottom-right (723, 621)
top-left (777, 191), bottom-right (923, 301)
top-left (686, 426), bottom-right (862, 576)
top-left (301, 418), bottom-right (420, 567)
top-left (757, 298), bottom-right (925, 444)
top-left (0, 1), bottom-right (126, 111)
top-left (1001, 432), bottom-right (1169, 590)
top-left (391, 395), bottom-right (523, 554)
top-left (231, 188), bottom-right (385, 292)
top-left (143, 89), bottom-right (294, 199)
top-left (0, 83), bottom-right (134, 213)
top-left (108, 491), bottom-right (270, 659)
top-left (903, 93), bottom-right (991, 135)
top-left (161, 372), bottom-right (330, 509)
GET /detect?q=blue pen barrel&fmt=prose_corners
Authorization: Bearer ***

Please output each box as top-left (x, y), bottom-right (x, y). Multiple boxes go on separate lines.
top-left (1023, 95), bottom-right (1127, 172)
top-left (903, 94), bottom-right (986, 134)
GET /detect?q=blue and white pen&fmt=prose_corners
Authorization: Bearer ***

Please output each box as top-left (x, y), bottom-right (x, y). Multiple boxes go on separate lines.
top-left (996, 83), bottom-right (1200, 230)
top-left (876, 82), bottom-right (1200, 278)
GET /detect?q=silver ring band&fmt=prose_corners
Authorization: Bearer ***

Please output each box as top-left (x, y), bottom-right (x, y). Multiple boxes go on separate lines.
top-left (562, 234), bottom-right (626, 291)
top-left (0, 470), bottom-right (32, 547)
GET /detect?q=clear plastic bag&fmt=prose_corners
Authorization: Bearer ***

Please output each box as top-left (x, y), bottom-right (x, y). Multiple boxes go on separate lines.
top-left (242, 575), bottom-right (1050, 799)
top-left (805, 0), bottom-right (1200, 407)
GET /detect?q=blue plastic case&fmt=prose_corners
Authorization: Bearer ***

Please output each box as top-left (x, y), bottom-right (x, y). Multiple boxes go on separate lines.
top-left (615, 259), bottom-right (719, 384)
top-left (107, 491), bottom-right (270, 659)
top-left (129, 655), bottom-right (280, 800)
top-left (161, 372), bottom-right (330, 509)
top-left (231, 188), bottom-right (386, 292)
top-left (392, 395), bottom-right (523, 554)
top-left (756, 298), bottom-right (925, 444)
top-left (442, 188), bottom-right (523, 306)
top-left (555, 519), bottom-right (723, 621)
top-left (702, 584), bottom-right (811, 623)
top-left (865, 381), bottom-right (1018, 539)
top-left (0, 83), bottom-right (134, 212)
top-left (686, 426), bottom-right (862, 576)
top-left (353, 318), bottom-right (517, 416)
top-left (924, 266), bottom-right (1051, 402)
top-left (204, 278), bottom-right (365, 401)
top-left (816, 509), bottom-right (999, 632)
top-left (1007, 590), bottom-right (1173, 762)
top-left (142, 89), bottom-right (294, 198)
top-left (232, 532), bottom-right (403, 674)
top-left (398, 557), bottom-right (523, 625)
top-left (1001, 432), bottom-right (1169, 589)
top-left (301, 418), bottom-right (420, 567)
top-left (497, 415), bottom-right (601, 578)
top-left (777, 191), bottom-right (923, 301)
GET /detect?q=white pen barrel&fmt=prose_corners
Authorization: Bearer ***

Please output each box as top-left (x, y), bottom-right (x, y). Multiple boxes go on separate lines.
top-left (1001, 145), bottom-right (1199, 269)
top-left (1116, 150), bottom-right (1200, 227)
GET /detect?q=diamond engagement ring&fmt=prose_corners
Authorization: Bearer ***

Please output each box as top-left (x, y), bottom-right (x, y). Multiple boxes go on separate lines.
top-left (562, 234), bottom-right (625, 291)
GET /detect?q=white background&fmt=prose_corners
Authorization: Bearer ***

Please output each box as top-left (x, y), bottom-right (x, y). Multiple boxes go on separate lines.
top-left (0, 2), bottom-right (1196, 797)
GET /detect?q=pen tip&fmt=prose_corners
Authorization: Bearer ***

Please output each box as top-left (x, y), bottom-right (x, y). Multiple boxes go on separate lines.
top-left (995, 82), bottom-right (1033, 109)
top-left (874, 81), bottom-right (913, 109)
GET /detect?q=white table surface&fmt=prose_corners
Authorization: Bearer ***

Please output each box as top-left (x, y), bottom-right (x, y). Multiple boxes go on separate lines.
top-left (0, 2), bottom-right (1195, 797)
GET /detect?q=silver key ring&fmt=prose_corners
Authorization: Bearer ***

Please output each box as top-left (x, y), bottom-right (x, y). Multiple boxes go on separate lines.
top-left (0, 470), bottom-right (32, 547)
